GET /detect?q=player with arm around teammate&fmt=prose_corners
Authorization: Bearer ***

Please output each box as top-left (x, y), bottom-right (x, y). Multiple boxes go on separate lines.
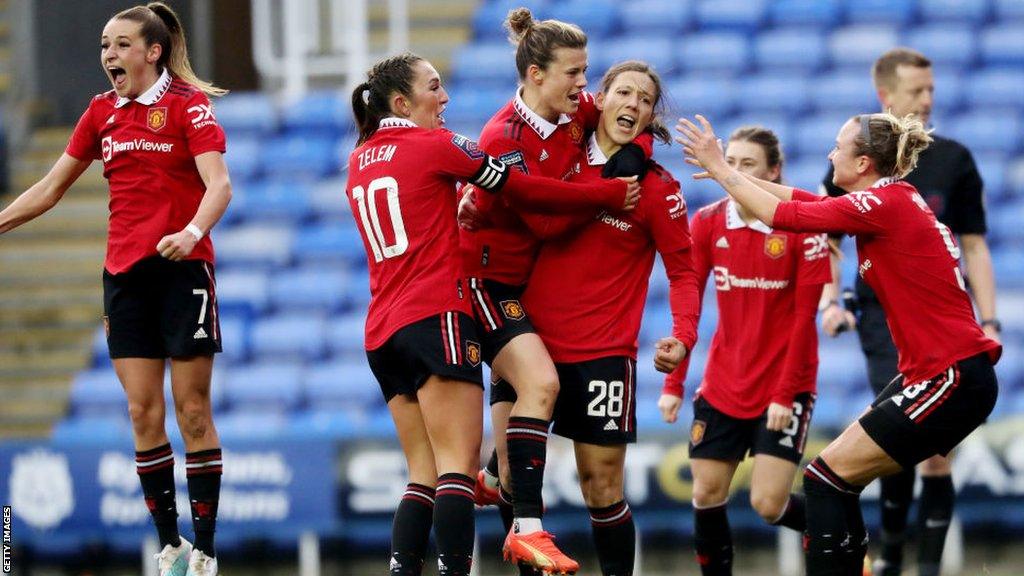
top-left (521, 60), bottom-right (700, 576)
top-left (677, 112), bottom-right (1001, 576)
top-left (346, 52), bottom-right (637, 576)
top-left (657, 126), bottom-right (829, 576)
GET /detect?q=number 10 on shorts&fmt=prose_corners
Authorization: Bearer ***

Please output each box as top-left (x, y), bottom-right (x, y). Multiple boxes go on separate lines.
top-left (587, 380), bottom-right (624, 418)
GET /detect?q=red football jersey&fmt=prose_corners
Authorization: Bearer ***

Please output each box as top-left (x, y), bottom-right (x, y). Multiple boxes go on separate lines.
top-left (347, 119), bottom-right (629, 350)
top-left (664, 199), bottom-right (830, 418)
top-left (65, 70), bottom-right (226, 274)
top-left (459, 89), bottom-right (596, 285)
top-left (773, 180), bottom-right (1002, 384)
top-left (523, 135), bottom-right (697, 363)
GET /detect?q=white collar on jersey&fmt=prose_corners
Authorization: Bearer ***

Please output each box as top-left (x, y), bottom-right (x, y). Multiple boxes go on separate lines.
top-left (869, 176), bottom-right (897, 189)
top-left (513, 87), bottom-right (572, 140)
top-left (725, 199), bottom-right (773, 234)
top-left (378, 117), bottom-right (418, 130)
top-left (115, 68), bottom-right (172, 109)
top-left (585, 132), bottom-right (608, 166)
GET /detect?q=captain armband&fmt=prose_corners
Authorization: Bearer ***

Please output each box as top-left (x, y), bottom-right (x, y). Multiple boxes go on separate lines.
top-left (471, 156), bottom-right (511, 192)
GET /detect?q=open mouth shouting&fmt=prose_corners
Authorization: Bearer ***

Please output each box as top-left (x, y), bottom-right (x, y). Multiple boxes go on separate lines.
top-left (108, 66), bottom-right (128, 91)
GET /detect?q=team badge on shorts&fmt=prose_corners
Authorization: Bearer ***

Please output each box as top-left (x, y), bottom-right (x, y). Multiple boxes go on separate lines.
top-left (764, 234), bottom-right (787, 259)
top-left (690, 420), bottom-right (706, 445)
top-left (466, 340), bottom-right (482, 367)
top-left (147, 107), bottom-right (168, 132)
top-left (500, 300), bottom-right (525, 321)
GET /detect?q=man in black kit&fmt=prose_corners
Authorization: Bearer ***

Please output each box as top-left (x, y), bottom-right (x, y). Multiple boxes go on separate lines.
top-left (818, 47), bottom-right (1001, 576)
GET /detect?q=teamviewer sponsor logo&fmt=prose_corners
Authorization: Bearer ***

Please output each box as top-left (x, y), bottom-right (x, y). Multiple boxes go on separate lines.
top-left (713, 266), bottom-right (790, 291)
top-left (101, 136), bottom-right (175, 162)
top-left (3, 505), bottom-right (11, 573)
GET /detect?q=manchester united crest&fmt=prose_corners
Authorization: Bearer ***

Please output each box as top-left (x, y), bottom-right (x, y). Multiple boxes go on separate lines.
top-left (569, 122), bottom-right (583, 143)
top-left (690, 420), bottom-right (706, 445)
top-left (764, 234), bottom-right (787, 259)
top-left (500, 300), bottom-right (525, 321)
top-left (466, 340), bottom-right (482, 367)
top-left (147, 107), bottom-right (168, 132)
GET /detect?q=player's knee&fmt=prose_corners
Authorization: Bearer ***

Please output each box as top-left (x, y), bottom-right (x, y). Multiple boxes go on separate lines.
top-left (127, 396), bottom-right (164, 432)
top-left (531, 371), bottom-right (559, 409)
top-left (750, 490), bottom-right (787, 523)
top-left (581, 473), bottom-right (623, 508)
top-left (692, 478), bottom-right (730, 508)
top-left (919, 454), bottom-right (951, 475)
top-left (175, 397), bottom-right (213, 441)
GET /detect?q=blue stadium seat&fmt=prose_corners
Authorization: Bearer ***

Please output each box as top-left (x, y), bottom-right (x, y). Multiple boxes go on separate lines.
top-left (268, 266), bottom-right (348, 311)
top-left (767, 0), bottom-right (841, 27)
top-left (212, 92), bottom-right (276, 135)
top-left (794, 113), bottom-right (852, 157)
top-left (224, 136), bottom-right (262, 183)
top-left (222, 362), bottom-right (304, 413)
top-left (995, 0), bottom-right (1024, 19)
top-left (980, 24), bottom-right (1024, 66)
top-left (828, 25), bottom-right (900, 69)
top-left (304, 359), bottom-right (381, 411)
top-left (288, 408), bottom-right (358, 440)
top-left (69, 368), bottom-right (124, 416)
top-left (281, 91), bottom-right (353, 136)
top-left (992, 245), bottom-right (1024, 287)
top-left (450, 43), bottom-right (519, 85)
top-left (808, 71), bottom-right (876, 112)
top-left (218, 313), bottom-right (249, 364)
top-left (443, 86), bottom-right (510, 125)
top-left (325, 312), bottom-right (368, 357)
top-left (975, 153), bottom-right (1008, 201)
top-left (693, 0), bottom-right (767, 31)
top-left (965, 69), bottom-right (1024, 109)
top-left (946, 110), bottom-right (1022, 154)
top-left (51, 415), bottom-right (131, 447)
top-left (1008, 157), bottom-right (1024, 195)
top-left (639, 301), bottom-right (672, 345)
top-left (308, 176), bottom-right (354, 219)
top-left (931, 68), bottom-right (965, 113)
top-left (754, 28), bottom-right (828, 72)
top-left (548, 0), bottom-right (620, 38)
top-left (591, 35), bottom-right (677, 77)
top-left (677, 32), bottom-right (749, 73)
top-left (292, 222), bottom-right (367, 266)
top-left (215, 224), bottom-right (294, 269)
top-left (919, 0), bottom-right (990, 23)
top-left (845, 0), bottom-right (915, 24)
top-left (344, 271), bottom-right (372, 310)
top-left (233, 180), bottom-right (314, 223)
top-left (620, 0), bottom-right (691, 34)
top-left (472, 0), bottom-right (550, 39)
top-left (215, 269), bottom-right (270, 315)
top-left (250, 313), bottom-right (328, 360)
top-left (216, 411), bottom-right (291, 441)
top-left (260, 135), bottom-right (341, 179)
top-left (718, 113), bottom-right (794, 155)
top-left (785, 158), bottom-right (831, 193)
top-left (665, 76), bottom-right (738, 118)
top-left (736, 74), bottom-right (811, 114)
top-left (905, 25), bottom-right (977, 68)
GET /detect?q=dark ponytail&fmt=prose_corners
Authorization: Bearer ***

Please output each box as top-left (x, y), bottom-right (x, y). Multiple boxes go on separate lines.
top-left (352, 53), bottom-right (424, 145)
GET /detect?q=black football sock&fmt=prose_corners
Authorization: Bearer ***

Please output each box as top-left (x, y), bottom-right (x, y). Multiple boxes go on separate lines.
top-left (136, 443), bottom-right (180, 548)
top-left (390, 483), bottom-right (435, 575)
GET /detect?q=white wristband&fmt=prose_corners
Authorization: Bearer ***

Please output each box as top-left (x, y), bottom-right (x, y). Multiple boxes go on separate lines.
top-left (185, 223), bottom-right (204, 241)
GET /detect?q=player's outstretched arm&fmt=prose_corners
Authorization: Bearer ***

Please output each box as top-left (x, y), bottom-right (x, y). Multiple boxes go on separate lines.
top-left (0, 153), bottom-right (91, 234)
top-left (157, 151), bottom-right (233, 261)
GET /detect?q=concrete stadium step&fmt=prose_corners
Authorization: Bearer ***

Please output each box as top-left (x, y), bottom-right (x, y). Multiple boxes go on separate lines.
top-left (367, 0), bottom-right (473, 75)
top-left (0, 347), bottom-right (91, 380)
top-left (0, 324), bottom-right (95, 353)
